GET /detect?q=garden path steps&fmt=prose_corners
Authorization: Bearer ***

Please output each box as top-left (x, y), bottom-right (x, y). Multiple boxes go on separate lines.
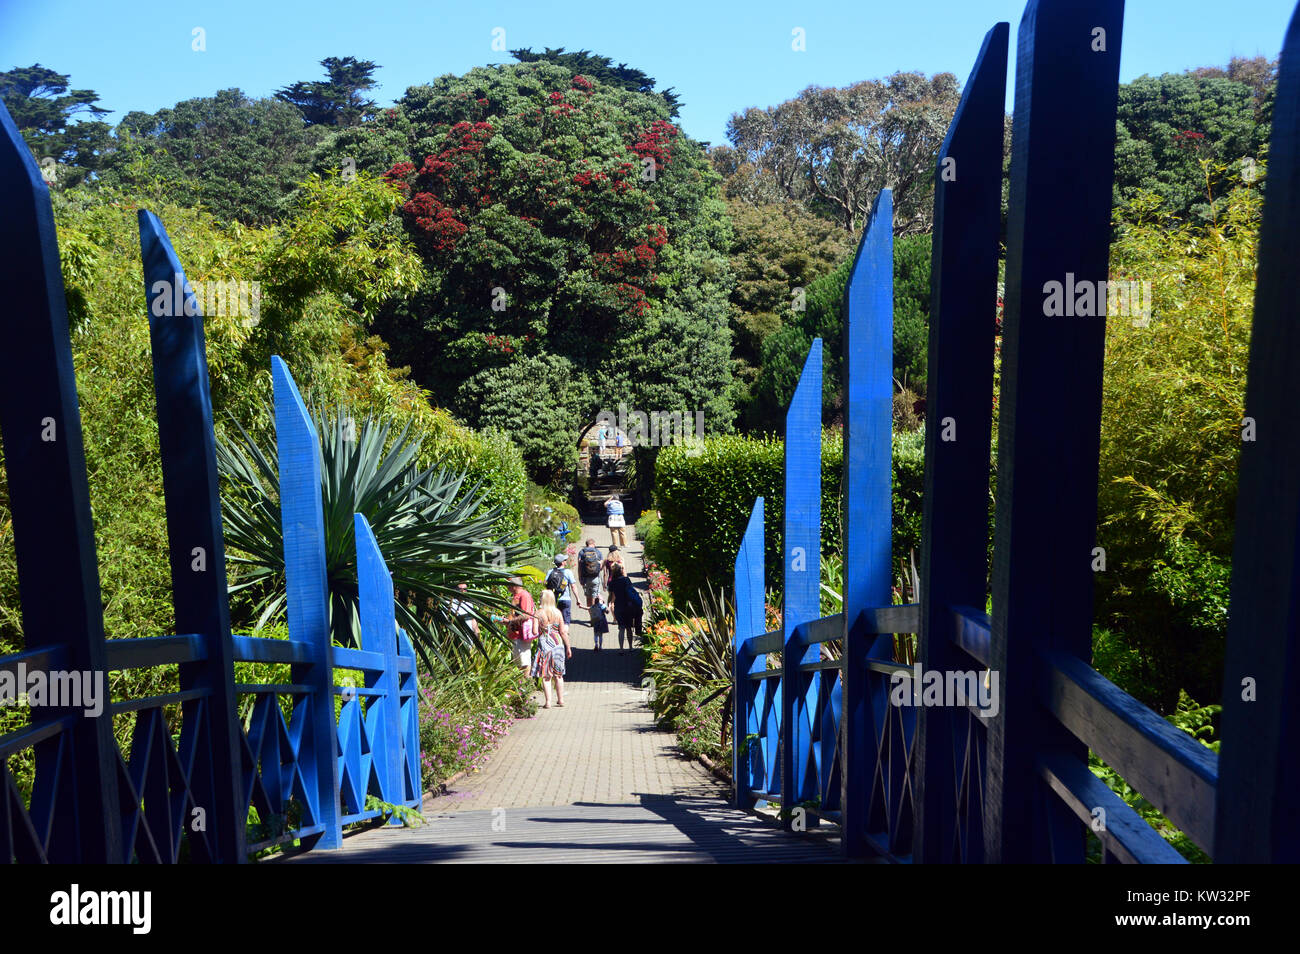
top-left (279, 524), bottom-right (850, 863)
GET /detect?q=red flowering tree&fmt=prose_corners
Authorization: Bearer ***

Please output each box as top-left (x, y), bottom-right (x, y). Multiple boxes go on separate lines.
top-left (340, 61), bottom-right (734, 479)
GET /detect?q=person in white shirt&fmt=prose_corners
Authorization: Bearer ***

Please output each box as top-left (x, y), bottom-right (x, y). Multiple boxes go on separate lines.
top-left (605, 493), bottom-right (627, 547)
top-left (448, 581), bottom-right (478, 637)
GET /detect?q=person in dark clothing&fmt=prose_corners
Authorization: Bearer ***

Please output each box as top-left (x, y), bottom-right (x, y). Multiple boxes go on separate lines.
top-left (589, 598), bottom-right (610, 651)
top-left (605, 563), bottom-right (643, 652)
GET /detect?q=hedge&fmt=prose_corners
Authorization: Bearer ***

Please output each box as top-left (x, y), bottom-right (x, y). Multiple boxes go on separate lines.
top-left (655, 427), bottom-right (934, 601)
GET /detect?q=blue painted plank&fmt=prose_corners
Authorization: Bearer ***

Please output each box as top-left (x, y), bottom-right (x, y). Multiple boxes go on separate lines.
top-left (733, 499), bottom-right (765, 808)
top-left (1216, 1), bottom-right (1300, 863)
top-left (0, 100), bottom-right (121, 864)
top-left (781, 339), bottom-right (823, 824)
top-left (397, 628), bottom-right (422, 805)
top-left (137, 210), bottom-right (246, 863)
top-left (913, 23), bottom-right (1009, 864)
top-left (354, 513), bottom-right (404, 818)
top-left (272, 357), bottom-right (342, 849)
top-left (839, 189), bottom-right (895, 857)
top-left (985, 0), bottom-right (1125, 863)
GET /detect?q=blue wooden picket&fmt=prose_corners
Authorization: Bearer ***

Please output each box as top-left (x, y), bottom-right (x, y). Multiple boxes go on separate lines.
top-left (0, 94), bottom-right (421, 862)
top-left (840, 189), bottom-right (895, 856)
top-left (0, 95), bottom-right (120, 865)
top-left (780, 340), bottom-right (823, 826)
top-left (730, 0), bottom-right (1300, 864)
top-left (913, 23), bottom-right (1008, 865)
top-left (732, 499), bottom-right (766, 808)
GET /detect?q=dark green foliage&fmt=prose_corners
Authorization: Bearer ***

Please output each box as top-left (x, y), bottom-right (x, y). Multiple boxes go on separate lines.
top-left (724, 198), bottom-right (854, 429)
top-left (277, 56), bottom-right (381, 127)
top-left (455, 354), bottom-right (589, 483)
top-left (509, 47), bottom-right (680, 116)
top-left (0, 63), bottom-right (111, 184)
top-left (891, 234), bottom-right (933, 392)
top-left (1113, 68), bottom-right (1273, 223)
top-left (97, 90), bottom-right (325, 225)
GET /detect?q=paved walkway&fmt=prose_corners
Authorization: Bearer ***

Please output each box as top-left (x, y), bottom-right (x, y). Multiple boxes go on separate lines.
top-left (413, 526), bottom-right (722, 811)
top-left (279, 523), bottom-right (846, 863)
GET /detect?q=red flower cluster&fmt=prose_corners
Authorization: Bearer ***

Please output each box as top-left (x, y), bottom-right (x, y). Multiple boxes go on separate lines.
top-left (386, 121), bottom-right (498, 252)
top-left (402, 192), bottom-right (467, 251)
top-left (611, 282), bottom-right (649, 316)
top-left (1172, 129), bottom-right (1206, 149)
top-left (383, 161), bottom-right (416, 193)
top-left (571, 75), bottom-right (595, 92)
top-left (484, 333), bottom-right (515, 354)
top-left (630, 119), bottom-right (679, 173)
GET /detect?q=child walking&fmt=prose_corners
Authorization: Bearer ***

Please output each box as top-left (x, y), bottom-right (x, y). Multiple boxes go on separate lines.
top-left (589, 598), bottom-right (610, 651)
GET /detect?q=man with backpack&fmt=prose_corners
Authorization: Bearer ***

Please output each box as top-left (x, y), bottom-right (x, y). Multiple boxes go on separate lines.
top-left (577, 538), bottom-right (604, 605)
top-left (546, 553), bottom-right (582, 625)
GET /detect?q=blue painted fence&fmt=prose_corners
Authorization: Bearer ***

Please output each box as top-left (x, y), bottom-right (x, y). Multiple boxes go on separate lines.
top-left (0, 101), bottom-right (420, 863)
top-left (734, 0), bottom-right (1300, 863)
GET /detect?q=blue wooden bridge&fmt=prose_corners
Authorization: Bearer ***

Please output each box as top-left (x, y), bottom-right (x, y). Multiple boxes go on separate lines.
top-left (2, 0), bottom-right (1299, 864)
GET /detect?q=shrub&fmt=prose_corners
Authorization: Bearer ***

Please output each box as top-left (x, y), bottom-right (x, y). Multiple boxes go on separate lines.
top-left (522, 482), bottom-right (581, 545)
top-left (1093, 165), bottom-right (1259, 710)
top-left (635, 509), bottom-right (663, 560)
top-left (654, 428), bottom-right (929, 602)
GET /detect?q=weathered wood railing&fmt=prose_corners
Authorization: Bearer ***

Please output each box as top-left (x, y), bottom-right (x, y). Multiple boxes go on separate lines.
top-left (733, 0), bottom-right (1300, 863)
top-left (0, 101), bottom-right (420, 863)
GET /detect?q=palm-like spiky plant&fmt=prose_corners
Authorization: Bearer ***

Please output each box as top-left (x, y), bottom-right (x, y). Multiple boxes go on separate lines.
top-left (217, 403), bottom-right (531, 670)
top-left (644, 582), bottom-right (736, 740)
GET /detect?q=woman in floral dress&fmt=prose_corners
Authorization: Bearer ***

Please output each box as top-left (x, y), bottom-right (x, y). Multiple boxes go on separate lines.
top-left (531, 589), bottom-right (572, 708)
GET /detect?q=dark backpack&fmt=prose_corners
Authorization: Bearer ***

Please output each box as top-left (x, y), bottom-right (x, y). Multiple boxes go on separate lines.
top-left (546, 567), bottom-right (568, 598)
top-left (623, 583), bottom-right (643, 610)
top-left (578, 547), bottom-right (602, 579)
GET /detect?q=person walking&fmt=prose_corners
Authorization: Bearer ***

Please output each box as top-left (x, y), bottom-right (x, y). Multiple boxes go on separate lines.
top-left (449, 581), bottom-right (478, 637)
top-left (605, 493), bottom-right (627, 547)
top-left (531, 590), bottom-right (572, 708)
top-left (606, 564), bottom-right (643, 652)
top-left (602, 544), bottom-right (626, 595)
top-left (546, 553), bottom-right (583, 626)
top-left (576, 538), bottom-right (604, 606)
top-left (502, 577), bottom-right (536, 673)
top-left (589, 597), bottom-right (610, 651)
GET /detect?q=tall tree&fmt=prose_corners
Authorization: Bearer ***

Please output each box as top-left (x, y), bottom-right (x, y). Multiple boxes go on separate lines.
top-left (319, 61), bottom-right (732, 481)
top-left (0, 63), bottom-right (111, 183)
top-left (725, 72), bottom-right (961, 235)
top-left (97, 90), bottom-right (324, 224)
top-left (276, 56), bottom-right (382, 127)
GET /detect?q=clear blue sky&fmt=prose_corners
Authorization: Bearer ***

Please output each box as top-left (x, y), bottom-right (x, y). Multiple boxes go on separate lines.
top-left (1, 0), bottom-right (1295, 147)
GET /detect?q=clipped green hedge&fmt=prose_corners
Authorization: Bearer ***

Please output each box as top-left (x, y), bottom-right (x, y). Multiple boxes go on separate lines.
top-left (655, 428), bottom-right (931, 602)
